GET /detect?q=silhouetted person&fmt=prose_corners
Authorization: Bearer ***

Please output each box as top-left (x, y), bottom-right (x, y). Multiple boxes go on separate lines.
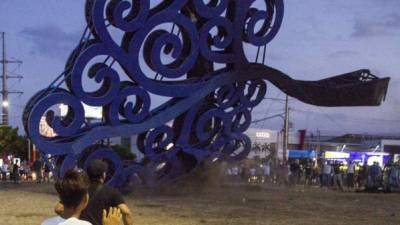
top-left (347, 161), bottom-right (355, 189)
top-left (321, 161), bottom-right (332, 188)
top-left (304, 161), bottom-right (312, 186)
top-left (1, 162), bottom-right (9, 181)
top-left (33, 159), bottom-right (43, 183)
top-left (44, 163), bottom-right (51, 182)
top-left (333, 162), bottom-right (344, 191)
top-left (289, 159), bottom-right (300, 186)
top-left (367, 162), bottom-right (382, 192)
top-left (12, 160), bottom-right (19, 184)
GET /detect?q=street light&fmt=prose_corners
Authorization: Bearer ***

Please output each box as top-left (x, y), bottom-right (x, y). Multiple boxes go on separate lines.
top-left (2, 101), bottom-right (9, 107)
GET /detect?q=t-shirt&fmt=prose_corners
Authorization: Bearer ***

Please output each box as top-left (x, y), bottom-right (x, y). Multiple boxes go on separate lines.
top-left (347, 163), bottom-right (355, 174)
top-left (80, 183), bottom-right (125, 225)
top-left (1, 164), bottom-right (8, 172)
top-left (263, 164), bottom-right (270, 176)
top-left (42, 216), bottom-right (92, 225)
top-left (59, 218), bottom-right (92, 225)
top-left (305, 165), bottom-right (312, 176)
top-left (333, 164), bottom-right (341, 174)
top-left (322, 164), bottom-right (331, 174)
top-left (41, 216), bottom-right (65, 225)
top-left (33, 160), bottom-right (42, 171)
top-left (290, 163), bottom-right (300, 173)
top-left (13, 164), bottom-right (19, 173)
top-left (45, 164), bottom-right (51, 173)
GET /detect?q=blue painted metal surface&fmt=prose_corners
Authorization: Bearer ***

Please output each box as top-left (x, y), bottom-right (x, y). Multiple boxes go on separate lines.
top-left (23, 0), bottom-right (389, 188)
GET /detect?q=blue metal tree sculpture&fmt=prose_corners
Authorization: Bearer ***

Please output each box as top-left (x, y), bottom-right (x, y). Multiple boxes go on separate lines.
top-left (24, 0), bottom-right (389, 188)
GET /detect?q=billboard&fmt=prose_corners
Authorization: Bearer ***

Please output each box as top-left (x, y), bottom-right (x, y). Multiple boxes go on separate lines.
top-left (60, 103), bottom-right (102, 119)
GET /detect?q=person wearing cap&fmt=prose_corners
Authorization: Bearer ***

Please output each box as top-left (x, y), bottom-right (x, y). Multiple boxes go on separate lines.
top-left (55, 160), bottom-right (133, 225)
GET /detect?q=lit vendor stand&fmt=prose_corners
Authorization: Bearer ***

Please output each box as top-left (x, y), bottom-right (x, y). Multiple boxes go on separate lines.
top-left (349, 152), bottom-right (390, 168)
top-left (322, 151), bottom-right (390, 171)
top-left (322, 151), bottom-right (349, 162)
top-left (288, 150), bottom-right (317, 168)
top-left (321, 151), bottom-right (350, 172)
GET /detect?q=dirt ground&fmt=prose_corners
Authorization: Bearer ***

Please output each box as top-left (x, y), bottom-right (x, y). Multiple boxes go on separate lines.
top-left (0, 182), bottom-right (399, 225)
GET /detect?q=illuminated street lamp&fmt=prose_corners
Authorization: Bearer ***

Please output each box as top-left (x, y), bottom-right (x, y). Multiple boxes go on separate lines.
top-left (2, 101), bottom-right (9, 107)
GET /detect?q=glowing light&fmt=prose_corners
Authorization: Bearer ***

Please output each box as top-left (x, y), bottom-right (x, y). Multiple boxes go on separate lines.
top-left (324, 151), bottom-right (349, 159)
top-left (60, 103), bottom-right (103, 119)
top-left (366, 152), bottom-right (389, 156)
top-left (256, 132), bottom-right (270, 138)
top-left (156, 162), bottom-right (167, 171)
top-left (166, 143), bottom-right (174, 150)
top-left (2, 101), bottom-right (9, 107)
top-left (367, 156), bottom-right (382, 166)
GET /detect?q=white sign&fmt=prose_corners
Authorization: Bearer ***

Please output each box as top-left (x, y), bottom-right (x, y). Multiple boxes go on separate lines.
top-left (40, 116), bottom-right (57, 137)
top-left (256, 132), bottom-right (271, 139)
top-left (60, 103), bottom-right (103, 119)
top-left (324, 151), bottom-right (350, 159)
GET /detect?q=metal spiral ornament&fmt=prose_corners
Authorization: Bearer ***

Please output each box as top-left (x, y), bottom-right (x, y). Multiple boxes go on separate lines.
top-left (24, 0), bottom-right (389, 189)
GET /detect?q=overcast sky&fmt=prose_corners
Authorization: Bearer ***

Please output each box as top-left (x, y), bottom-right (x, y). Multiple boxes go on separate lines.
top-left (0, 0), bottom-right (399, 136)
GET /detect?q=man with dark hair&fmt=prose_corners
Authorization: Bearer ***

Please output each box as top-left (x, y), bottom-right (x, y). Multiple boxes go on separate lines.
top-left (42, 169), bottom-right (121, 225)
top-left (55, 160), bottom-right (133, 225)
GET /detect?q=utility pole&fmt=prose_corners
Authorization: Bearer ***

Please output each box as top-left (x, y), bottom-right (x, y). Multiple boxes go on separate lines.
top-left (283, 94), bottom-right (289, 163)
top-left (316, 129), bottom-right (320, 166)
top-left (1, 32), bottom-right (23, 126)
top-left (27, 138), bottom-right (31, 163)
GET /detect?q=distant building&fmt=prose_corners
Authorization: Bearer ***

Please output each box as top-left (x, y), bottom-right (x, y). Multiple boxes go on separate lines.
top-left (244, 128), bottom-right (400, 162)
top-left (245, 128), bottom-right (301, 160)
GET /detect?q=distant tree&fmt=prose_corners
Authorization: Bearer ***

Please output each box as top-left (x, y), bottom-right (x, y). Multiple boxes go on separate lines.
top-left (252, 142), bottom-right (262, 152)
top-left (0, 126), bottom-right (27, 160)
top-left (112, 144), bottom-right (136, 160)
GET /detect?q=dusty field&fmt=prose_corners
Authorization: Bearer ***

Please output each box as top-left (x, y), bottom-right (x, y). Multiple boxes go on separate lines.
top-left (0, 182), bottom-right (399, 225)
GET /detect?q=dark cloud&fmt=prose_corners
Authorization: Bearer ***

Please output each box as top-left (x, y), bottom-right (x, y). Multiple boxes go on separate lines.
top-left (352, 13), bottom-right (400, 38)
top-left (20, 25), bottom-right (80, 60)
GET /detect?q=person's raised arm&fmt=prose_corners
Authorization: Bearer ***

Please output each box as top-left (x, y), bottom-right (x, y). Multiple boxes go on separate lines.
top-left (118, 203), bottom-right (133, 225)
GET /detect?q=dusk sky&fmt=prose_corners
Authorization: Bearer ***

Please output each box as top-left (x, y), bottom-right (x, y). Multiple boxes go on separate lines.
top-left (0, 0), bottom-right (399, 136)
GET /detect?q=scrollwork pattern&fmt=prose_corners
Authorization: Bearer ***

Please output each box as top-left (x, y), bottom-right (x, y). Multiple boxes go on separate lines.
top-left (24, 0), bottom-right (284, 188)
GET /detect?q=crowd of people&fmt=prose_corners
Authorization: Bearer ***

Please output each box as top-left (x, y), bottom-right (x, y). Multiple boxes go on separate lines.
top-left (225, 158), bottom-right (400, 192)
top-left (0, 158), bottom-right (51, 183)
top-left (3, 156), bottom-right (400, 225)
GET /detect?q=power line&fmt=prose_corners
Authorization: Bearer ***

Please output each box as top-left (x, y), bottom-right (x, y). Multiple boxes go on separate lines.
top-left (263, 97), bottom-right (290, 102)
top-left (252, 112), bottom-right (285, 123)
top-left (291, 107), bottom-right (400, 124)
top-left (284, 77), bottom-right (350, 134)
